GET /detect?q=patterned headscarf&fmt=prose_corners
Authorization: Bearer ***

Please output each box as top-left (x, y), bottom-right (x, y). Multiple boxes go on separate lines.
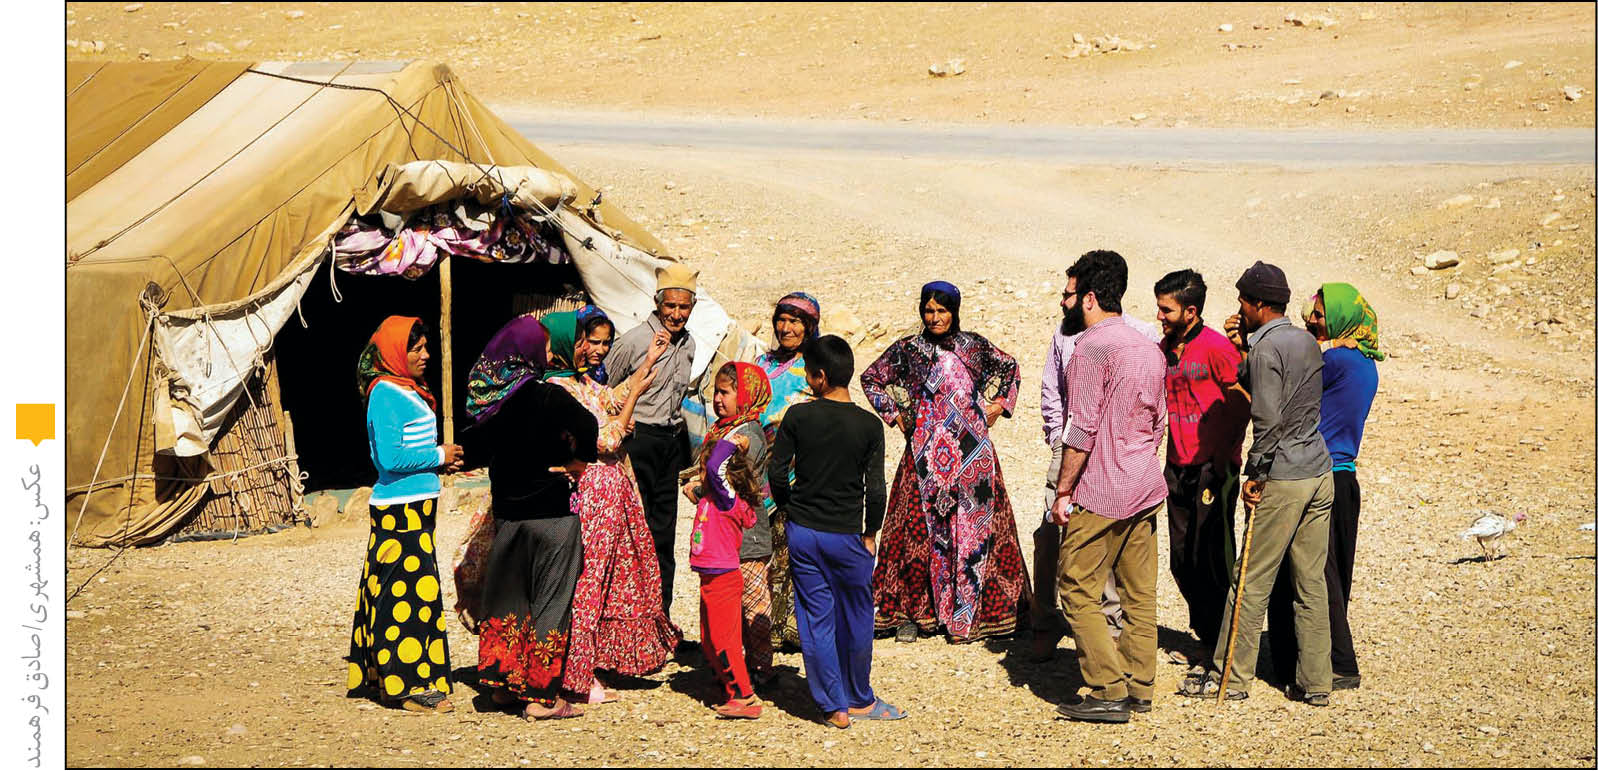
top-left (356, 316), bottom-right (436, 411)
top-left (465, 314), bottom-right (549, 425)
top-left (774, 292), bottom-right (822, 335)
top-left (543, 306), bottom-right (614, 383)
top-left (705, 361), bottom-right (773, 445)
top-left (1320, 282), bottom-right (1385, 361)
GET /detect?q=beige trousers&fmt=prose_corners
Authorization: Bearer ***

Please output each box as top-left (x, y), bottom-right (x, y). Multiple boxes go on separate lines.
top-left (1058, 504), bottom-right (1159, 701)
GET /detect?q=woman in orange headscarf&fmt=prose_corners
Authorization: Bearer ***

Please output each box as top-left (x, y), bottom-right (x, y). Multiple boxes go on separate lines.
top-left (346, 316), bottom-right (464, 714)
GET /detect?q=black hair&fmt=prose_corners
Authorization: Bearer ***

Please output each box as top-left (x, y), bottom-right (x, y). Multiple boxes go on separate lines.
top-left (1154, 269), bottom-right (1207, 314)
top-left (805, 335), bottom-right (856, 390)
top-left (1065, 250), bottom-right (1128, 313)
top-left (407, 318), bottom-right (432, 349)
top-left (578, 314), bottom-right (615, 340)
top-left (918, 288), bottom-right (962, 337)
top-left (1240, 292), bottom-right (1287, 314)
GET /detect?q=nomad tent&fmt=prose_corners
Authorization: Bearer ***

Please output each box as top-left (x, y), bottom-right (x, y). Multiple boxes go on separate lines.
top-left (66, 59), bottom-right (759, 548)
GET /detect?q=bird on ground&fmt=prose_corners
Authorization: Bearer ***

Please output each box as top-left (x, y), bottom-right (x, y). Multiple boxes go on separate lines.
top-left (1459, 511), bottom-right (1527, 562)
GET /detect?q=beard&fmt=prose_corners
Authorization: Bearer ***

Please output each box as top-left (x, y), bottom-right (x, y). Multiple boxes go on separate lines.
top-left (1059, 300), bottom-right (1087, 337)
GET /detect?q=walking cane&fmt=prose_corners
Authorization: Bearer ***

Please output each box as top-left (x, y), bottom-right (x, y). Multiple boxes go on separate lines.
top-left (1216, 499), bottom-right (1257, 706)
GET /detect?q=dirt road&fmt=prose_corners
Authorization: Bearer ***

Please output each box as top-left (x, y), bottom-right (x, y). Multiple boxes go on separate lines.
top-left (506, 112), bottom-right (1597, 165)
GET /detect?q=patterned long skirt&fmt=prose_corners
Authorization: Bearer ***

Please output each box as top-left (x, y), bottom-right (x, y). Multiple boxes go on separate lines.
top-left (872, 454), bottom-right (1032, 643)
top-left (347, 498), bottom-right (452, 700)
top-left (740, 558), bottom-right (775, 676)
top-left (562, 459), bottom-right (682, 699)
top-left (766, 509), bottom-right (804, 650)
top-left (476, 514), bottom-right (583, 707)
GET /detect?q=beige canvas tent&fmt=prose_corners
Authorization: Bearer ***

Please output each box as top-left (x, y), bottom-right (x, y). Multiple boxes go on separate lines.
top-left (66, 59), bottom-right (759, 548)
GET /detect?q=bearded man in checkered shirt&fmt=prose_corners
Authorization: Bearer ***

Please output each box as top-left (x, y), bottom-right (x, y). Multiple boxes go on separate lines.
top-left (1048, 250), bottom-right (1169, 725)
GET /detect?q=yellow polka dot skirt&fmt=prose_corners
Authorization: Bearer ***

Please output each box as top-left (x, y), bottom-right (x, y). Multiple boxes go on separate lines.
top-left (346, 498), bottom-right (452, 699)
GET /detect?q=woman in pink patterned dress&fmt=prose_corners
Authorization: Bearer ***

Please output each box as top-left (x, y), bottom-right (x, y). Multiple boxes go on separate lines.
top-left (543, 306), bottom-right (682, 704)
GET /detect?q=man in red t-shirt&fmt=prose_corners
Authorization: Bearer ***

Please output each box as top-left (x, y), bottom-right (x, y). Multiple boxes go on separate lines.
top-left (1153, 270), bottom-right (1250, 666)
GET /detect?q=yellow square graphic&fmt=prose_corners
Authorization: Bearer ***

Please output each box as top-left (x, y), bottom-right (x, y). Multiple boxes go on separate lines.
top-left (16, 404), bottom-right (55, 446)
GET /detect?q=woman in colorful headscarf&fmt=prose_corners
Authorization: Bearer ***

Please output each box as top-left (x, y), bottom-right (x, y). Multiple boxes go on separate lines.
top-left (346, 316), bottom-right (463, 714)
top-left (682, 361), bottom-right (778, 687)
top-left (465, 314), bottom-right (600, 720)
top-left (542, 306), bottom-right (683, 705)
top-left (753, 292), bottom-right (821, 651)
top-left (860, 281), bottom-right (1031, 644)
top-left (1269, 282), bottom-right (1382, 692)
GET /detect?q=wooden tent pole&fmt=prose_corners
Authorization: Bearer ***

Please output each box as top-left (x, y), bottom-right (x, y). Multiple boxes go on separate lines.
top-left (439, 257), bottom-right (455, 455)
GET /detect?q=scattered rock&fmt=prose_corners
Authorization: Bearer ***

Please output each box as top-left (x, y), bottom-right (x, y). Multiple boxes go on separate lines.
top-left (1130, 112), bottom-right (1148, 122)
top-left (284, 9), bottom-right (305, 20)
top-left (1445, 283), bottom-right (1461, 300)
top-left (179, 758), bottom-right (205, 767)
top-left (234, 39), bottom-right (253, 51)
top-left (1540, 212), bottom-right (1561, 227)
top-left (1480, 197), bottom-right (1501, 209)
top-left (1358, 9), bottom-right (1377, 20)
top-left (199, 41), bottom-right (230, 54)
top-left (138, 48), bottom-right (151, 60)
top-left (1488, 248), bottom-right (1521, 264)
top-left (227, 723), bottom-right (247, 736)
top-left (1439, 194), bottom-right (1473, 208)
top-left (1409, 266), bottom-right (1430, 276)
top-left (66, 609), bottom-right (86, 620)
top-left (928, 58), bottom-right (966, 77)
top-left (1562, 86), bottom-right (1583, 101)
top-left (1282, 77), bottom-right (1303, 85)
top-left (161, 21), bottom-right (180, 29)
top-left (1423, 250), bottom-right (1460, 270)
top-left (307, 494), bottom-right (340, 527)
top-left (1535, 102), bottom-right (1551, 112)
top-left (123, 3), bottom-right (144, 11)
top-left (1284, 12), bottom-right (1338, 29)
top-left (1503, 60), bottom-right (1522, 69)
top-left (1071, 32), bottom-right (1085, 44)
top-left (1217, 23), bottom-right (1233, 33)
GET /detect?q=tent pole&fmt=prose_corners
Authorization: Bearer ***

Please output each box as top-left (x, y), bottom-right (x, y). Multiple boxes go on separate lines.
top-left (439, 257), bottom-right (455, 464)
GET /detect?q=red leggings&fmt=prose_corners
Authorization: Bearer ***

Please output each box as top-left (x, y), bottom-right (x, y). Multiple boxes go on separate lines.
top-left (699, 569), bottom-right (753, 703)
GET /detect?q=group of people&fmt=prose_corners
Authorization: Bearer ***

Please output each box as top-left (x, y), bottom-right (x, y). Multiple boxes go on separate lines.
top-left (343, 247), bottom-right (1380, 728)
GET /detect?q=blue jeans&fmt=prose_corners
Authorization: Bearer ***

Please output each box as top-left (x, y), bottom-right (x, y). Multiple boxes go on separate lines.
top-left (787, 520), bottom-right (876, 715)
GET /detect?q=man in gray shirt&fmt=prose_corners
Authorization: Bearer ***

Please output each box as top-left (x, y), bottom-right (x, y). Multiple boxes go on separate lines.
top-left (1185, 261), bottom-right (1335, 706)
top-left (605, 262), bottom-right (699, 619)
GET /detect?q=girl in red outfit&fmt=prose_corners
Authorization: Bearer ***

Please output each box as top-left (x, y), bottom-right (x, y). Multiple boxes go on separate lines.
top-left (684, 363), bottom-right (772, 719)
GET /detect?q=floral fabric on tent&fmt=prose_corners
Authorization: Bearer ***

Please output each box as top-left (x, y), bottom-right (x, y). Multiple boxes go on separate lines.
top-left (334, 201), bottom-right (569, 278)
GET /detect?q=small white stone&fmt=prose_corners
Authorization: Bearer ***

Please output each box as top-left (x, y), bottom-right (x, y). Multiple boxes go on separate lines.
top-left (284, 9), bottom-right (305, 19)
top-left (1218, 23), bottom-right (1233, 32)
top-left (1504, 60), bottom-right (1522, 69)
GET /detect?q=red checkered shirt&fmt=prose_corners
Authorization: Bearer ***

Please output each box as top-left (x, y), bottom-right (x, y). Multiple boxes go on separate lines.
top-left (1063, 316), bottom-right (1169, 520)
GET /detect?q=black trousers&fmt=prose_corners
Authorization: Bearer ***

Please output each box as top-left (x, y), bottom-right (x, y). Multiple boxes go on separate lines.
top-left (1164, 459), bottom-right (1239, 651)
top-left (624, 423), bottom-right (691, 619)
top-left (1268, 469), bottom-right (1361, 678)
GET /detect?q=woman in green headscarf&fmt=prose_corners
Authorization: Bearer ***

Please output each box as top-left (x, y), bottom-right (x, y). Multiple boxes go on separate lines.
top-left (1270, 282), bottom-right (1381, 692)
top-left (542, 306), bottom-right (682, 704)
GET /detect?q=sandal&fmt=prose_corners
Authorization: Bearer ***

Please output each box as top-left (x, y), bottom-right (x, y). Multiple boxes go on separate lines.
top-left (715, 699), bottom-right (763, 720)
top-left (400, 690), bottom-right (454, 714)
top-left (1176, 668), bottom-right (1247, 701)
top-left (849, 700), bottom-right (908, 721)
top-left (825, 711), bottom-right (851, 729)
top-left (523, 701), bottom-right (584, 720)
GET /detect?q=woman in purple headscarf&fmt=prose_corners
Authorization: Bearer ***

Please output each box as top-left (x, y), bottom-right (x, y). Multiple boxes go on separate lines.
top-left (464, 314), bottom-right (600, 720)
top-left (754, 292), bottom-right (823, 653)
top-left (860, 281), bottom-right (1031, 644)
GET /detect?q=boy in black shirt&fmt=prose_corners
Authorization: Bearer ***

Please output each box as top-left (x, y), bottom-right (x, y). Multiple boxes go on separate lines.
top-left (769, 335), bottom-right (905, 728)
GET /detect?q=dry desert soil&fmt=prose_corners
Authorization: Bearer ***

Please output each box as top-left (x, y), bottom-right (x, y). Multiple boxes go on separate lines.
top-left (64, 3), bottom-right (1595, 768)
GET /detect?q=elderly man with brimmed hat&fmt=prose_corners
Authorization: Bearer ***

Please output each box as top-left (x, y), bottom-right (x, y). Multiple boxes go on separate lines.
top-left (604, 262), bottom-right (701, 620)
top-left (1179, 261), bottom-right (1336, 706)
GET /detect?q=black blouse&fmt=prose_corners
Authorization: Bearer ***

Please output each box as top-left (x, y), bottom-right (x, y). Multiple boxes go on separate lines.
top-left (469, 380), bottom-right (599, 520)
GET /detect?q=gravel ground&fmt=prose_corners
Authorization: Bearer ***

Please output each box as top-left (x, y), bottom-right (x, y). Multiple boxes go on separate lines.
top-left (66, 147), bottom-right (1595, 767)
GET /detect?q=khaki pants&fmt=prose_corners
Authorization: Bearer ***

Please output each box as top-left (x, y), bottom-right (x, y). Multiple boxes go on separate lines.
top-left (1034, 442), bottom-right (1124, 636)
top-left (1058, 504), bottom-right (1159, 701)
top-left (1211, 473), bottom-right (1334, 695)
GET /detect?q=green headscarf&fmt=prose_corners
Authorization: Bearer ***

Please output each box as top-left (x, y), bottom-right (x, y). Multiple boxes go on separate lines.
top-left (540, 310), bottom-right (580, 380)
top-left (1320, 282), bottom-right (1384, 361)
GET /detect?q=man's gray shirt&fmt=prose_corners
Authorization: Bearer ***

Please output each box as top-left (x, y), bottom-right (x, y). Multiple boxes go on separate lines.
top-left (1240, 317), bottom-right (1332, 481)
top-left (604, 312), bottom-right (696, 430)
